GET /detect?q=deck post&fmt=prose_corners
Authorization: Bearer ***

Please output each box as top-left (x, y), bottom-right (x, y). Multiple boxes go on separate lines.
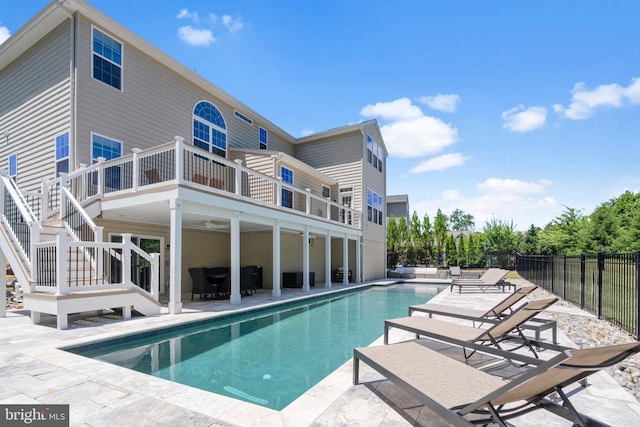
top-left (302, 226), bottom-right (310, 292)
top-left (325, 230), bottom-right (331, 288)
top-left (343, 234), bottom-right (349, 285)
top-left (168, 198), bottom-right (183, 314)
top-left (272, 220), bottom-right (281, 297)
top-left (230, 211), bottom-right (241, 305)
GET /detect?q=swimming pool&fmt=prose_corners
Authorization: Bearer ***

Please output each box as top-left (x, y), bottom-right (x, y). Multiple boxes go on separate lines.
top-left (66, 283), bottom-right (446, 410)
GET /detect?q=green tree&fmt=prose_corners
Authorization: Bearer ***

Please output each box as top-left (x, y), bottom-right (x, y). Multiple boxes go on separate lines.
top-left (433, 209), bottom-right (447, 266)
top-left (445, 234), bottom-right (457, 266)
top-left (386, 215), bottom-right (399, 268)
top-left (396, 216), bottom-right (408, 265)
top-left (449, 209), bottom-right (475, 231)
top-left (457, 233), bottom-right (467, 267)
top-left (408, 211), bottom-right (422, 265)
top-left (421, 213), bottom-right (434, 265)
top-left (483, 217), bottom-right (520, 252)
top-left (518, 225), bottom-right (541, 254)
top-left (538, 207), bottom-right (587, 255)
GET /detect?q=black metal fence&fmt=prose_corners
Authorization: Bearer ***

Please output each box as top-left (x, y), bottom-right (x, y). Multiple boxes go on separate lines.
top-left (516, 252), bottom-right (640, 340)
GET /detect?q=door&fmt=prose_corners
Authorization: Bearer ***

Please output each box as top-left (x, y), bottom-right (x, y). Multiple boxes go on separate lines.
top-left (109, 234), bottom-right (164, 293)
top-left (339, 187), bottom-right (353, 225)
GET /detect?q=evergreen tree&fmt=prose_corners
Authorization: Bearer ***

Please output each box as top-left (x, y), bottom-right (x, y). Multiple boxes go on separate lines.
top-left (457, 233), bottom-right (467, 267)
top-left (434, 209), bottom-right (447, 266)
top-left (445, 234), bottom-right (458, 266)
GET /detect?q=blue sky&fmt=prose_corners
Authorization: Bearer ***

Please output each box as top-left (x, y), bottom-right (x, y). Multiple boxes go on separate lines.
top-left (2, 1), bottom-right (640, 231)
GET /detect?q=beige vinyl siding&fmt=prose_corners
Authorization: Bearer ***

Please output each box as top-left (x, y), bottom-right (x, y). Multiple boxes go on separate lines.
top-left (295, 130), bottom-right (364, 219)
top-left (232, 152), bottom-right (274, 176)
top-left (0, 22), bottom-right (71, 191)
top-left (74, 17), bottom-right (294, 167)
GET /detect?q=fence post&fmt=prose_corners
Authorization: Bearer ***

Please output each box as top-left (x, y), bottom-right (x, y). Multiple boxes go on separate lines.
top-left (550, 255), bottom-right (555, 294)
top-left (122, 233), bottom-right (132, 289)
top-left (580, 253), bottom-right (586, 309)
top-left (597, 251), bottom-right (604, 319)
top-left (56, 231), bottom-right (68, 296)
top-left (636, 251), bottom-right (640, 340)
top-left (563, 255), bottom-right (567, 300)
top-left (234, 159), bottom-right (243, 196)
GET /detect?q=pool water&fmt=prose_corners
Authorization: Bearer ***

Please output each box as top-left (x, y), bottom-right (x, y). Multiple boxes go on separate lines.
top-left (69, 283), bottom-right (445, 410)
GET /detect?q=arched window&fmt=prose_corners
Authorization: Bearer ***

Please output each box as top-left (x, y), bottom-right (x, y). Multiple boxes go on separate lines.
top-left (193, 101), bottom-right (227, 158)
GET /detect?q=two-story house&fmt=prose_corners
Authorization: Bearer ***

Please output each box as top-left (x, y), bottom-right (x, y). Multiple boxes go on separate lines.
top-left (0, 0), bottom-right (387, 328)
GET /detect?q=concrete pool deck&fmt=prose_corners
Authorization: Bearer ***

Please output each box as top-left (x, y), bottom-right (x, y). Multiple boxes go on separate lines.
top-left (1, 279), bottom-right (639, 426)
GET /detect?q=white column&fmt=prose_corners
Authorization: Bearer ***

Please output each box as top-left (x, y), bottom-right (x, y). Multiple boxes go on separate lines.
top-left (302, 226), bottom-right (310, 292)
top-left (343, 234), bottom-right (349, 285)
top-left (0, 250), bottom-right (5, 318)
top-left (272, 220), bottom-right (281, 297)
top-left (168, 198), bottom-right (183, 314)
top-left (324, 231), bottom-right (331, 288)
top-left (355, 236), bottom-right (362, 283)
top-left (230, 212), bottom-right (241, 304)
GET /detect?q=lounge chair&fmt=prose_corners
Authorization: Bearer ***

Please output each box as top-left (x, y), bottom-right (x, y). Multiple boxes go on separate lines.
top-left (385, 298), bottom-right (559, 361)
top-left (449, 265), bottom-right (462, 279)
top-left (353, 339), bottom-right (640, 426)
top-left (449, 268), bottom-right (511, 293)
top-left (408, 285), bottom-right (556, 342)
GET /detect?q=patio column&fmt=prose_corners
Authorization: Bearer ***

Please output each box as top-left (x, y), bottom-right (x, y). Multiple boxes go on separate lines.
top-left (356, 235), bottom-right (361, 283)
top-left (168, 198), bottom-right (183, 314)
top-left (0, 250), bottom-right (5, 317)
top-left (324, 230), bottom-right (331, 288)
top-left (343, 234), bottom-right (349, 285)
top-left (230, 211), bottom-right (241, 305)
top-left (302, 226), bottom-right (310, 292)
top-left (272, 220), bottom-right (281, 297)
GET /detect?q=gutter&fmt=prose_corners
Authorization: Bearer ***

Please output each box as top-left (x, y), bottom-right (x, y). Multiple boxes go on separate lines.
top-left (58, 0), bottom-right (76, 171)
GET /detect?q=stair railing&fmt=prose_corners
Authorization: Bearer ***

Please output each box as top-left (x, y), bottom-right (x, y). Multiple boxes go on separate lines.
top-left (0, 172), bottom-right (40, 267)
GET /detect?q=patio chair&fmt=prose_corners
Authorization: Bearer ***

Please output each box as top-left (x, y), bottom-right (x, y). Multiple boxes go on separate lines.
top-left (449, 265), bottom-right (462, 279)
top-left (409, 285), bottom-right (537, 321)
top-left (353, 339), bottom-right (640, 426)
top-left (188, 267), bottom-right (217, 300)
top-left (408, 285), bottom-right (556, 343)
top-left (385, 298), bottom-right (559, 361)
top-left (449, 268), bottom-right (511, 293)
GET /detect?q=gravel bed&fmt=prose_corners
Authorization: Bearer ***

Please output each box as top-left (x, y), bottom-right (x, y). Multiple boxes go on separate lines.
top-left (527, 286), bottom-right (640, 402)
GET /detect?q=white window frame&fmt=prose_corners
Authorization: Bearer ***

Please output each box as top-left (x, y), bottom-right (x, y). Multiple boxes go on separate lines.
top-left (8, 153), bottom-right (17, 183)
top-left (91, 132), bottom-right (123, 191)
top-left (259, 126), bottom-right (268, 150)
top-left (55, 131), bottom-right (70, 176)
top-left (91, 26), bottom-right (123, 91)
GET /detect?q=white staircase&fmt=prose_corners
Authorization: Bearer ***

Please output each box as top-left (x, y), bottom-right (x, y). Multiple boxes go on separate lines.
top-left (1, 172), bottom-right (161, 329)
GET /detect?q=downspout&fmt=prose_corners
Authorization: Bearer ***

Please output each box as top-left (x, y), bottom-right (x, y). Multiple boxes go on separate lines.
top-left (58, 1), bottom-right (76, 171)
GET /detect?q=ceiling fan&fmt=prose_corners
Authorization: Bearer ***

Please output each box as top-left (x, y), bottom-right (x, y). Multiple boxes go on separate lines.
top-left (203, 220), bottom-right (229, 230)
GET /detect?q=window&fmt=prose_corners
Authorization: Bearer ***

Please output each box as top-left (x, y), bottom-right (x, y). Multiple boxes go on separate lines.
top-left (322, 185), bottom-right (330, 198)
top-left (281, 166), bottom-right (293, 208)
top-left (55, 133), bottom-right (69, 176)
top-left (259, 126), bottom-right (268, 150)
top-left (92, 27), bottom-right (122, 90)
top-left (234, 110), bottom-right (253, 125)
top-left (8, 154), bottom-right (17, 183)
top-left (366, 134), bottom-right (383, 173)
top-left (92, 134), bottom-right (122, 190)
top-left (193, 101), bottom-right (227, 158)
top-left (367, 188), bottom-right (384, 225)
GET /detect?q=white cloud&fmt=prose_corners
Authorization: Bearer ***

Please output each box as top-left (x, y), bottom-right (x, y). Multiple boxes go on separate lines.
top-left (301, 128), bottom-right (314, 137)
top-left (476, 178), bottom-right (553, 194)
top-left (176, 9), bottom-right (199, 22)
top-left (553, 78), bottom-right (640, 119)
top-left (361, 98), bottom-right (458, 158)
top-left (410, 153), bottom-right (470, 173)
top-left (501, 105), bottom-right (547, 132)
top-left (360, 98), bottom-right (423, 121)
top-left (417, 94), bottom-right (460, 113)
top-left (222, 15), bottom-right (244, 32)
top-left (0, 25), bottom-right (10, 45)
top-left (178, 26), bottom-right (215, 46)
top-left (412, 182), bottom-right (559, 231)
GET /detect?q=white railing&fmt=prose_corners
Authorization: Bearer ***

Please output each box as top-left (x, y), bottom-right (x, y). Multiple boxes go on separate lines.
top-left (0, 172), bottom-right (41, 265)
top-left (33, 233), bottom-right (160, 299)
top-left (37, 137), bottom-right (361, 229)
